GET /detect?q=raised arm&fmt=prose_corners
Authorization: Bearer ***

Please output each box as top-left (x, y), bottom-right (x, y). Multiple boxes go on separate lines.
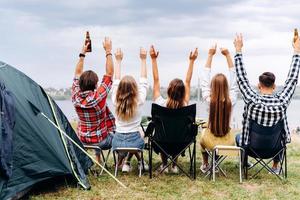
top-left (185, 48), bottom-right (198, 103)
top-left (74, 42), bottom-right (89, 77)
top-left (112, 48), bottom-right (123, 105)
top-left (150, 45), bottom-right (160, 100)
top-left (201, 45), bottom-right (216, 103)
top-left (140, 47), bottom-right (147, 79)
top-left (114, 48), bottom-right (123, 80)
top-left (139, 47), bottom-right (148, 104)
top-left (221, 48), bottom-right (238, 105)
top-left (234, 34), bottom-right (258, 103)
top-left (277, 36), bottom-right (300, 106)
top-left (103, 37), bottom-right (114, 77)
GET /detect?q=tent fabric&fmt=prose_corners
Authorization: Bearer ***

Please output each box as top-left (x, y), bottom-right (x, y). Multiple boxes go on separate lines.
top-left (0, 82), bottom-right (16, 179)
top-left (0, 61), bottom-right (92, 200)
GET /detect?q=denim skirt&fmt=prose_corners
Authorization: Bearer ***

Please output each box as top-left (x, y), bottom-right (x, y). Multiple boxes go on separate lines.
top-left (112, 131), bottom-right (144, 151)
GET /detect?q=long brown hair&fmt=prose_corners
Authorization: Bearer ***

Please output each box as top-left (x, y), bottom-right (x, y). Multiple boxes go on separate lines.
top-left (166, 78), bottom-right (186, 109)
top-left (115, 76), bottom-right (138, 121)
top-left (208, 74), bottom-right (232, 137)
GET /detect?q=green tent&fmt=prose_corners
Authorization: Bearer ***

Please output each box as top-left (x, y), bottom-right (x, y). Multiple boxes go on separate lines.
top-left (0, 61), bottom-right (92, 199)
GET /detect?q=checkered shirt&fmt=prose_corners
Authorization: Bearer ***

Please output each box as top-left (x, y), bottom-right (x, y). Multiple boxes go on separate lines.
top-left (235, 53), bottom-right (300, 145)
top-left (72, 75), bottom-right (115, 144)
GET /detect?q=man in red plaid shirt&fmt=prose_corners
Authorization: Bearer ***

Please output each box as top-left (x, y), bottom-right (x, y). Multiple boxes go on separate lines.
top-left (72, 37), bottom-right (115, 163)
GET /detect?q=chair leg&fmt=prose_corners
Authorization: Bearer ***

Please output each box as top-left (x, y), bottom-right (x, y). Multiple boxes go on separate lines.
top-left (285, 149), bottom-right (287, 179)
top-left (113, 151), bottom-right (118, 177)
top-left (193, 141), bottom-right (196, 180)
top-left (239, 149), bottom-right (243, 183)
top-left (149, 143), bottom-right (153, 179)
top-left (100, 149), bottom-right (111, 175)
top-left (212, 150), bottom-right (216, 182)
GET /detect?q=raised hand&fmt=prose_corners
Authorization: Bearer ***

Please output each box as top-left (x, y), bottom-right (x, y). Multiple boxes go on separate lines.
top-left (140, 47), bottom-right (147, 60)
top-left (220, 48), bottom-right (230, 56)
top-left (114, 48), bottom-right (123, 61)
top-left (103, 37), bottom-right (112, 54)
top-left (234, 33), bottom-right (243, 52)
top-left (189, 48), bottom-right (198, 61)
top-left (208, 44), bottom-right (217, 56)
top-left (150, 45), bottom-right (159, 59)
top-left (293, 30), bottom-right (300, 53)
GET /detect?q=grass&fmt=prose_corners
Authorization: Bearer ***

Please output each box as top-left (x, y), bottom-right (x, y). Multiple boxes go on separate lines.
top-left (28, 134), bottom-right (300, 200)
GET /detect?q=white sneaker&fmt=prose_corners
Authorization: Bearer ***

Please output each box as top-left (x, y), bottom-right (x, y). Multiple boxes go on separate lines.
top-left (171, 166), bottom-right (179, 174)
top-left (138, 161), bottom-right (149, 171)
top-left (159, 164), bottom-right (169, 173)
top-left (122, 163), bottom-right (132, 173)
top-left (200, 164), bottom-right (210, 174)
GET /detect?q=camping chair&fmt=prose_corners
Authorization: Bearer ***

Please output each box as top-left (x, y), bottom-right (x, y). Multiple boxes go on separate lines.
top-left (243, 120), bottom-right (287, 180)
top-left (112, 148), bottom-right (145, 177)
top-left (82, 144), bottom-right (111, 176)
top-left (204, 145), bottom-right (244, 183)
top-left (144, 103), bottom-right (198, 179)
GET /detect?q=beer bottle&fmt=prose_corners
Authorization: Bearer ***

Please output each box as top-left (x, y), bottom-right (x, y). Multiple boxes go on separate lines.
top-left (85, 31), bottom-right (92, 52)
top-left (294, 28), bottom-right (298, 43)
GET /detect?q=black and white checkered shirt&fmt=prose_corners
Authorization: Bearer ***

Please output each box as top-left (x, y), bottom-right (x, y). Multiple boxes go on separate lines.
top-left (235, 53), bottom-right (300, 145)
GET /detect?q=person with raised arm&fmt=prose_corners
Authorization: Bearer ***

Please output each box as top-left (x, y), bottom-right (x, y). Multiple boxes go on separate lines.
top-left (150, 45), bottom-right (198, 173)
top-left (199, 44), bottom-right (238, 173)
top-left (234, 33), bottom-right (300, 173)
top-left (111, 48), bottom-right (149, 173)
top-left (72, 37), bottom-right (115, 163)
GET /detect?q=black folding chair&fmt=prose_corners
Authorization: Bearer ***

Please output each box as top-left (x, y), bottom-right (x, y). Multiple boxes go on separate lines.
top-left (144, 103), bottom-right (198, 180)
top-left (243, 120), bottom-right (287, 180)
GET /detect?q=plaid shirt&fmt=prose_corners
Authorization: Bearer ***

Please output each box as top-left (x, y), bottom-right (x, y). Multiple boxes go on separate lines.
top-left (235, 53), bottom-right (300, 145)
top-left (72, 75), bottom-right (115, 144)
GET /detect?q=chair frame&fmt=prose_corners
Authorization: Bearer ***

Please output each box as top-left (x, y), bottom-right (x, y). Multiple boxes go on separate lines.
top-left (83, 144), bottom-right (111, 176)
top-left (242, 120), bottom-right (287, 180)
top-left (112, 147), bottom-right (145, 177)
top-left (144, 104), bottom-right (199, 180)
top-left (204, 146), bottom-right (244, 183)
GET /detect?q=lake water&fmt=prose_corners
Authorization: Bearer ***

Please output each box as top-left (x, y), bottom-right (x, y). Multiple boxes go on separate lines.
top-left (56, 100), bottom-right (300, 130)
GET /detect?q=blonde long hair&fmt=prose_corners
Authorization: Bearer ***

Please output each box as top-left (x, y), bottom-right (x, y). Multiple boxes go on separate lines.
top-left (115, 76), bottom-right (138, 121)
top-left (208, 74), bottom-right (232, 137)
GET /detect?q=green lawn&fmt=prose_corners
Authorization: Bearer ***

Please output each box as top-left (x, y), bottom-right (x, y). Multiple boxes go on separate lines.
top-left (29, 135), bottom-right (300, 200)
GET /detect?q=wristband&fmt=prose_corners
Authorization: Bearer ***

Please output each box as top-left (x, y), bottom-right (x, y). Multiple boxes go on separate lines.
top-left (79, 53), bottom-right (86, 58)
top-left (106, 53), bottom-right (112, 57)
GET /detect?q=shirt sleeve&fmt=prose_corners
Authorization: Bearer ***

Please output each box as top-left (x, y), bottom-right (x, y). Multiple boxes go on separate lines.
top-left (154, 95), bottom-right (167, 106)
top-left (277, 54), bottom-right (300, 107)
top-left (200, 68), bottom-right (211, 103)
top-left (95, 75), bottom-right (113, 103)
top-left (234, 53), bottom-right (258, 103)
top-left (138, 77), bottom-right (149, 105)
top-left (71, 76), bottom-right (80, 103)
top-left (111, 79), bottom-right (120, 106)
top-left (229, 68), bottom-right (238, 106)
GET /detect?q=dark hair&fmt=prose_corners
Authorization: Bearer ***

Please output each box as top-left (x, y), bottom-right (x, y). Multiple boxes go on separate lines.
top-left (79, 70), bottom-right (98, 92)
top-left (166, 78), bottom-right (186, 109)
top-left (259, 72), bottom-right (275, 88)
top-left (209, 74), bottom-right (232, 137)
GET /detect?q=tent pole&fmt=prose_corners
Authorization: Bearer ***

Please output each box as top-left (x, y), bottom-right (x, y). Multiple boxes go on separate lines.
top-left (40, 112), bottom-right (127, 189)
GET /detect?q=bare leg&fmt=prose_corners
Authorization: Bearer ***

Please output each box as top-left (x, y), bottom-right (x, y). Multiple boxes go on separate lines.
top-left (202, 152), bottom-right (209, 165)
top-left (160, 153), bottom-right (168, 166)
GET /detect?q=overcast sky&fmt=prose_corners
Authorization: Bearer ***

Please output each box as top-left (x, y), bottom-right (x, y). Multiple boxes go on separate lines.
top-left (1, 0), bottom-right (300, 88)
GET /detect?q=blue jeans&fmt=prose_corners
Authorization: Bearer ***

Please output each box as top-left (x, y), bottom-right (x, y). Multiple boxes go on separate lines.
top-left (95, 133), bottom-right (114, 156)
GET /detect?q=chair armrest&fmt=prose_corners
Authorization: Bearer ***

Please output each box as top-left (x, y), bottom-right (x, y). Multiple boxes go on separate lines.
top-left (144, 121), bottom-right (155, 137)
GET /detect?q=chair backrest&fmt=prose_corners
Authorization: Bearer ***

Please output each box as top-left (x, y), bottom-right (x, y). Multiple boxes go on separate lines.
top-left (151, 103), bottom-right (197, 143)
top-left (248, 120), bottom-right (284, 157)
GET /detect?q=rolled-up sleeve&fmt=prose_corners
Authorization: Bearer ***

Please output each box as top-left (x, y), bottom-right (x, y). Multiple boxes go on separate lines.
top-left (71, 76), bottom-right (80, 103)
top-left (96, 75), bottom-right (113, 102)
top-left (138, 77), bottom-right (149, 105)
top-left (200, 68), bottom-right (211, 103)
top-left (111, 79), bottom-right (120, 106)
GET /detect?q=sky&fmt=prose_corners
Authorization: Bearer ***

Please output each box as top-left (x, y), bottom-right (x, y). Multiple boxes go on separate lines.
top-left (0, 0), bottom-right (300, 88)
